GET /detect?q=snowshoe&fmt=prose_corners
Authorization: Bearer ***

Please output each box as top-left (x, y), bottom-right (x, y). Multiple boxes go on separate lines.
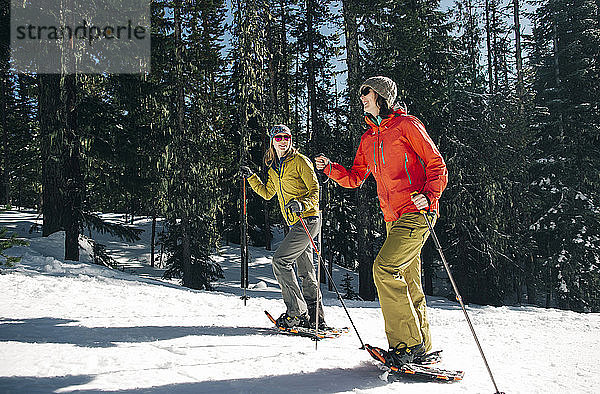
top-left (365, 344), bottom-right (463, 382)
top-left (265, 310), bottom-right (348, 339)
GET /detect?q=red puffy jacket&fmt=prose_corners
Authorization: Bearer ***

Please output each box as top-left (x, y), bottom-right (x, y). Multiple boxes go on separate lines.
top-left (324, 108), bottom-right (448, 222)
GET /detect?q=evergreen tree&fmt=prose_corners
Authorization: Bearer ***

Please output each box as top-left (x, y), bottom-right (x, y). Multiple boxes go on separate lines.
top-left (159, 0), bottom-right (227, 290)
top-left (341, 272), bottom-right (359, 300)
top-left (336, 0), bottom-right (457, 300)
top-left (442, 0), bottom-right (533, 305)
top-left (0, 226), bottom-right (29, 269)
top-left (0, 0), bottom-right (9, 206)
top-left (338, 0), bottom-right (377, 300)
top-left (225, 0), bottom-right (272, 251)
top-left (288, 0), bottom-right (340, 157)
top-left (529, 0), bottom-right (600, 311)
top-left (1, 75), bottom-right (40, 209)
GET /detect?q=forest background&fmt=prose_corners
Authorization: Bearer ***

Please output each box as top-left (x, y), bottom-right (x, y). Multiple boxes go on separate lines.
top-left (1, 0), bottom-right (598, 312)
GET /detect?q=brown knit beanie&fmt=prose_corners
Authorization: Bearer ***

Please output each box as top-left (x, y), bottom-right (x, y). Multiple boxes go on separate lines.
top-left (360, 76), bottom-right (397, 108)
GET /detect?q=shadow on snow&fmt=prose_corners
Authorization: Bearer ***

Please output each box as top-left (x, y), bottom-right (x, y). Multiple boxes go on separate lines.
top-left (0, 364), bottom-right (393, 394)
top-left (0, 317), bottom-right (278, 348)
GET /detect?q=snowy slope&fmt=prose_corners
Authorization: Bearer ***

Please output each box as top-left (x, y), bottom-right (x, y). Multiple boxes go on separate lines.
top-left (1, 209), bottom-right (599, 393)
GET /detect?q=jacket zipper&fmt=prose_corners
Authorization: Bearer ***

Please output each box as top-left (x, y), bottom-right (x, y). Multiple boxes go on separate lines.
top-left (278, 159), bottom-right (293, 224)
top-left (373, 141), bottom-right (377, 172)
top-left (278, 159), bottom-right (286, 203)
top-left (376, 129), bottom-right (393, 217)
top-left (405, 153), bottom-right (412, 185)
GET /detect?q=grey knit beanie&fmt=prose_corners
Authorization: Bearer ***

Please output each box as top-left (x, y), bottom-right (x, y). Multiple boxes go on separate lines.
top-left (360, 76), bottom-right (397, 108)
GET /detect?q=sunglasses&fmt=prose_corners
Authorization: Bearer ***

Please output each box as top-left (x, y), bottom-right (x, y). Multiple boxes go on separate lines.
top-left (273, 134), bottom-right (291, 142)
top-left (360, 86), bottom-right (371, 97)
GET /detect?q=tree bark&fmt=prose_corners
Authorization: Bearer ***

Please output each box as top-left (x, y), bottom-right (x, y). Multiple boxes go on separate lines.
top-left (130, 196), bottom-right (135, 224)
top-left (526, 254), bottom-right (536, 304)
top-left (151, 214), bottom-right (156, 268)
top-left (513, 0), bottom-right (525, 115)
top-left (465, 0), bottom-right (478, 89)
top-left (279, 1), bottom-right (290, 124)
top-left (552, 20), bottom-right (564, 138)
top-left (0, 74), bottom-right (10, 206)
top-left (39, 74), bottom-right (63, 237)
top-left (492, 2), bottom-right (499, 93)
top-left (485, 0), bottom-right (494, 94)
top-left (174, 0), bottom-right (192, 285)
top-left (0, 0), bottom-right (10, 205)
top-left (0, 33), bottom-right (10, 207)
top-left (236, 0), bottom-right (252, 286)
top-left (61, 73), bottom-right (81, 261)
top-left (307, 0), bottom-right (318, 157)
top-left (343, 1), bottom-right (376, 300)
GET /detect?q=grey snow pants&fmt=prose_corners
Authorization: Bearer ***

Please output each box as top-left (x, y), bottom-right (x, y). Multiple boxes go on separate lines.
top-left (272, 215), bottom-right (322, 318)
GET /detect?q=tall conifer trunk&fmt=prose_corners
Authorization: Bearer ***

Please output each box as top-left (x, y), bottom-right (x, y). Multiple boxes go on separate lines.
top-left (174, 0), bottom-right (192, 286)
top-left (343, 1), bottom-right (376, 300)
top-left (552, 20), bottom-right (564, 137)
top-left (61, 73), bottom-right (81, 261)
top-left (151, 214), bottom-right (156, 268)
top-left (513, 0), bottom-right (524, 113)
top-left (39, 74), bottom-right (63, 236)
top-left (307, 0), bottom-right (318, 157)
top-left (485, 0), bottom-right (494, 93)
top-left (0, 74), bottom-right (10, 206)
top-left (279, 1), bottom-right (290, 124)
top-left (0, 0), bottom-right (8, 205)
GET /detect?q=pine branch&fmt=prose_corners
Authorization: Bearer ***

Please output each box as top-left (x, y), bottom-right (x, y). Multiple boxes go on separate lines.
top-left (81, 212), bottom-right (143, 243)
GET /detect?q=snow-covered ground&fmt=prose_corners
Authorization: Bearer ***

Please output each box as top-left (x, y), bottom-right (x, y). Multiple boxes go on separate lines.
top-left (1, 209), bottom-right (599, 393)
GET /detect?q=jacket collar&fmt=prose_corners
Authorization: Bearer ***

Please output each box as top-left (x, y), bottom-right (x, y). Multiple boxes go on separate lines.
top-left (272, 150), bottom-right (295, 171)
top-left (364, 108), bottom-right (406, 130)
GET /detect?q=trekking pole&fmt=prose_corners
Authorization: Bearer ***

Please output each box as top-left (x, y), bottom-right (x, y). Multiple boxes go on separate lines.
top-left (314, 220), bottom-right (322, 351)
top-left (240, 177), bottom-right (249, 305)
top-left (412, 193), bottom-right (503, 394)
top-left (297, 215), bottom-right (366, 350)
top-left (314, 176), bottom-right (324, 350)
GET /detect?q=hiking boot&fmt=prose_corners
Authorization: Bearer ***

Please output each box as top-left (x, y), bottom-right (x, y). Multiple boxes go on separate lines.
top-left (385, 342), bottom-right (424, 367)
top-left (275, 312), bottom-right (310, 329)
top-left (307, 301), bottom-right (327, 329)
top-left (309, 320), bottom-right (331, 330)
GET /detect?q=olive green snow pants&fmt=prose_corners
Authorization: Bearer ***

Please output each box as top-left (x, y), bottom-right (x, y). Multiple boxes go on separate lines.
top-left (373, 212), bottom-right (436, 352)
top-left (272, 216), bottom-right (322, 318)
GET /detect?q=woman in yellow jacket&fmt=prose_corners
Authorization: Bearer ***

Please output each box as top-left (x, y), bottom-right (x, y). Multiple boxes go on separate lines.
top-left (240, 124), bottom-right (326, 329)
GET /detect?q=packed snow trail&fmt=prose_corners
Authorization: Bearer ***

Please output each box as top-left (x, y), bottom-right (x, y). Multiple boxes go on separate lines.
top-left (1, 210), bottom-right (599, 393)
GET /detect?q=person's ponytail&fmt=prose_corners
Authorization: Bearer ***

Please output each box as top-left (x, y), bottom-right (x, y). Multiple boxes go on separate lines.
top-left (376, 95), bottom-right (393, 117)
top-left (263, 145), bottom-right (277, 167)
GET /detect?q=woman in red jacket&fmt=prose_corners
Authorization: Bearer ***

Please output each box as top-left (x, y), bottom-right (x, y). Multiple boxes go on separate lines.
top-left (315, 76), bottom-right (448, 367)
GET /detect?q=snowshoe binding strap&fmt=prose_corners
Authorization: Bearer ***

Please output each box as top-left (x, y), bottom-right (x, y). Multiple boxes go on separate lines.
top-left (365, 344), bottom-right (389, 365)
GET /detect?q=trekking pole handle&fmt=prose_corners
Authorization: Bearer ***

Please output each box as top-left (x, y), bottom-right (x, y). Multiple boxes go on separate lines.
top-left (410, 191), bottom-right (430, 215)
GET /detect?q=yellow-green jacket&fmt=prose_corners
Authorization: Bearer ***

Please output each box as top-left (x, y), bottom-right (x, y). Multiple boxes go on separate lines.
top-left (247, 152), bottom-right (319, 226)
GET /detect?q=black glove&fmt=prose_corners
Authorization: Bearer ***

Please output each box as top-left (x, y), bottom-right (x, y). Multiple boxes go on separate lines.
top-left (240, 165), bottom-right (253, 178)
top-left (284, 200), bottom-right (303, 213)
